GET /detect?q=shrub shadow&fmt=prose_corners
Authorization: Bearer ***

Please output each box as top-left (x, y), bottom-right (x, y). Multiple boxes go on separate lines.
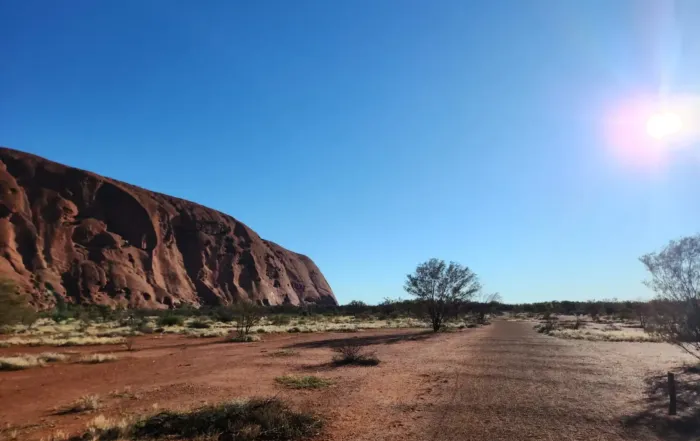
top-left (283, 330), bottom-right (434, 350)
top-left (622, 366), bottom-right (700, 441)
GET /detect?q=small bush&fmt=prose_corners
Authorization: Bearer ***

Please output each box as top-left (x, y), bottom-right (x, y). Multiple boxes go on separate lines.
top-left (287, 327), bottom-right (301, 333)
top-left (332, 343), bottom-right (380, 366)
top-left (59, 394), bottom-right (100, 414)
top-left (110, 398), bottom-right (322, 441)
top-left (256, 328), bottom-right (268, 334)
top-left (214, 307), bottom-right (236, 323)
top-left (187, 319), bottom-right (211, 329)
top-left (78, 353), bottom-right (117, 364)
top-left (137, 323), bottom-right (155, 334)
top-left (275, 375), bottom-right (333, 389)
top-left (269, 315), bottom-right (292, 326)
top-left (228, 334), bottom-right (261, 343)
top-left (157, 315), bottom-right (184, 327)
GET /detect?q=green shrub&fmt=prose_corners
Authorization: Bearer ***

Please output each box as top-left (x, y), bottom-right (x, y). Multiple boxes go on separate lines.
top-left (157, 315), bottom-right (184, 327)
top-left (187, 319), bottom-right (211, 329)
top-left (269, 315), bottom-right (292, 326)
top-left (214, 307), bottom-right (236, 323)
top-left (137, 323), bottom-right (155, 334)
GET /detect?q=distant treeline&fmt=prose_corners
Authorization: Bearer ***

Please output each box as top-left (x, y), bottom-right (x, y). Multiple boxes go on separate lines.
top-left (41, 297), bottom-right (652, 323)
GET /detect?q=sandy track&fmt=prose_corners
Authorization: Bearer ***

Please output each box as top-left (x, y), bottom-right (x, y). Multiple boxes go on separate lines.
top-left (418, 321), bottom-right (694, 441)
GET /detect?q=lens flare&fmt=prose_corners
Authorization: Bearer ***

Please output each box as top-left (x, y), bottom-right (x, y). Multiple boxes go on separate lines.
top-left (646, 112), bottom-right (683, 139)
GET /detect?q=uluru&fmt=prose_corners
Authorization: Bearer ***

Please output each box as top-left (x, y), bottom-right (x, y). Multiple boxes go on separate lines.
top-left (0, 147), bottom-right (336, 309)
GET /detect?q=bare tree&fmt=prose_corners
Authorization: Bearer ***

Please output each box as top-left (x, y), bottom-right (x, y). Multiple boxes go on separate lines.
top-left (634, 302), bottom-right (651, 329)
top-left (404, 258), bottom-right (481, 332)
top-left (474, 292), bottom-right (502, 323)
top-left (480, 292), bottom-right (503, 304)
top-left (640, 234), bottom-right (700, 358)
top-left (233, 302), bottom-right (262, 336)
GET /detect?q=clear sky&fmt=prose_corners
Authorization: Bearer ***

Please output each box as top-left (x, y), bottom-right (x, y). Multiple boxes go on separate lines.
top-left (2, 0), bottom-right (699, 305)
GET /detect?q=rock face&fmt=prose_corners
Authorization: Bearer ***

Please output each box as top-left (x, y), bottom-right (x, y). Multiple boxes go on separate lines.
top-left (0, 147), bottom-right (336, 309)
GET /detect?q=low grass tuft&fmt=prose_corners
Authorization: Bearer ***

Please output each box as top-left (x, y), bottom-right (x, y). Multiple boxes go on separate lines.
top-left (275, 375), bottom-right (333, 389)
top-left (38, 352), bottom-right (70, 362)
top-left (78, 353), bottom-right (118, 364)
top-left (58, 394), bottom-right (101, 414)
top-left (268, 349), bottom-right (299, 357)
top-left (0, 352), bottom-right (71, 371)
top-left (0, 355), bottom-right (44, 371)
top-left (227, 333), bottom-right (261, 343)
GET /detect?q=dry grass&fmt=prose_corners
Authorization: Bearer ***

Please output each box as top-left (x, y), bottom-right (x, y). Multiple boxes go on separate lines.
top-left (227, 333), bottom-right (261, 343)
top-left (86, 414), bottom-right (131, 435)
top-left (58, 394), bottom-right (101, 414)
top-left (109, 386), bottom-right (140, 400)
top-left (0, 352), bottom-right (71, 371)
top-left (268, 349), bottom-right (299, 357)
top-left (0, 355), bottom-right (44, 371)
top-left (548, 328), bottom-right (664, 342)
top-left (275, 375), bottom-right (333, 389)
top-left (39, 430), bottom-right (68, 441)
top-left (183, 327), bottom-right (229, 338)
top-left (249, 316), bottom-right (428, 334)
top-left (0, 315), bottom-right (430, 350)
top-left (38, 352), bottom-right (70, 362)
top-left (0, 336), bottom-right (126, 347)
top-left (78, 353), bottom-right (118, 364)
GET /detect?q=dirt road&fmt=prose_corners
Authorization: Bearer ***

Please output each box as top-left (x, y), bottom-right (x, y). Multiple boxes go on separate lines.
top-left (422, 320), bottom-right (643, 441)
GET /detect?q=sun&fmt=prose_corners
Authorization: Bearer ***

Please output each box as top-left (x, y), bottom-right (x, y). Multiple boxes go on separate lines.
top-left (646, 112), bottom-right (683, 139)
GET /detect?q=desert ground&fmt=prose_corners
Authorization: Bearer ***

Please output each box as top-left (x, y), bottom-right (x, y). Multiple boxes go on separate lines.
top-left (1, 319), bottom-right (698, 441)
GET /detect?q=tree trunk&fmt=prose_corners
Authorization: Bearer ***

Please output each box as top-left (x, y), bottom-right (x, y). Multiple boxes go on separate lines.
top-left (432, 316), bottom-right (441, 332)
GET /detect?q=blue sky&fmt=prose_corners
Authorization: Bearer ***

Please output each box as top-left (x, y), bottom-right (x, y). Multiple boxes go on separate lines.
top-left (2, 0), bottom-right (699, 305)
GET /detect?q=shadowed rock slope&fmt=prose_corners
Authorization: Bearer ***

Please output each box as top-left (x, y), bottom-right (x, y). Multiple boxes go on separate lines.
top-left (0, 147), bottom-right (336, 309)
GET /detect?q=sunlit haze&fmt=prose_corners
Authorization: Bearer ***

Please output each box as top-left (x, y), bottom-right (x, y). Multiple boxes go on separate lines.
top-left (646, 112), bottom-right (683, 139)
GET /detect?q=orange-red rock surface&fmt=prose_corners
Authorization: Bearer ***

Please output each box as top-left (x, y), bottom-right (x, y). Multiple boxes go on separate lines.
top-left (0, 147), bottom-right (335, 308)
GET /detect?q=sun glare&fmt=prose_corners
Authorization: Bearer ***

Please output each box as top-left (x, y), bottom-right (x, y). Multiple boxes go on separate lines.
top-left (646, 112), bottom-right (683, 140)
